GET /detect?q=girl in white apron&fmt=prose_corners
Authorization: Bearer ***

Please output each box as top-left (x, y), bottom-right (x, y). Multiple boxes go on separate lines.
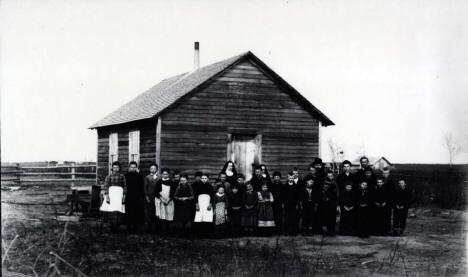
top-left (155, 168), bottom-right (175, 234)
top-left (100, 162), bottom-right (126, 233)
top-left (193, 174), bottom-right (214, 237)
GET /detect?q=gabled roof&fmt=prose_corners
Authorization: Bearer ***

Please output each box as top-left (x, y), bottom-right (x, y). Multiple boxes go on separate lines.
top-left (90, 51), bottom-right (334, 129)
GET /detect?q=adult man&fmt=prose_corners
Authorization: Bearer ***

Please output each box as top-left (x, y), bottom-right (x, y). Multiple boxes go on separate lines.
top-left (125, 161), bottom-right (145, 233)
top-left (354, 156), bottom-right (372, 185)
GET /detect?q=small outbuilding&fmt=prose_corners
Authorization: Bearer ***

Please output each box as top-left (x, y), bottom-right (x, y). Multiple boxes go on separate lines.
top-left (352, 156), bottom-right (393, 172)
top-left (90, 43), bottom-right (334, 182)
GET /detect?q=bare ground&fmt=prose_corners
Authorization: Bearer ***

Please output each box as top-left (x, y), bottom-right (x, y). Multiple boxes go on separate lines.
top-left (1, 186), bottom-right (466, 276)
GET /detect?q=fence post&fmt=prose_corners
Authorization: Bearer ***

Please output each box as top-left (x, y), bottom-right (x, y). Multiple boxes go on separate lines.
top-left (17, 162), bottom-right (21, 186)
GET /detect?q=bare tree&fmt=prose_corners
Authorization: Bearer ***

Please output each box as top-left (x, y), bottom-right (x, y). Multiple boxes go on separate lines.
top-left (443, 133), bottom-right (463, 167)
top-left (327, 139), bottom-right (344, 173)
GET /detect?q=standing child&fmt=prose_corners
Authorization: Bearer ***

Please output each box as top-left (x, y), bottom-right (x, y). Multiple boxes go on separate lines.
top-left (215, 172), bottom-right (232, 193)
top-left (257, 183), bottom-right (275, 235)
top-left (270, 171), bottom-right (284, 233)
top-left (213, 186), bottom-right (229, 237)
top-left (241, 183), bottom-right (258, 235)
top-left (144, 164), bottom-right (159, 234)
top-left (228, 184), bottom-right (243, 236)
top-left (236, 174), bottom-right (247, 194)
top-left (392, 178), bottom-right (412, 236)
top-left (300, 178), bottom-right (318, 235)
top-left (155, 168), bottom-right (176, 235)
top-left (193, 174), bottom-right (214, 237)
top-left (318, 178), bottom-right (338, 236)
top-left (356, 181), bottom-right (372, 238)
top-left (283, 172), bottom-right (300, 235)
top-left (372, 177), bottom-right (391, 235)
top-left (174, 174), bottom-right (195, 236)
top-left (339, 183), bottom-right (356, 236)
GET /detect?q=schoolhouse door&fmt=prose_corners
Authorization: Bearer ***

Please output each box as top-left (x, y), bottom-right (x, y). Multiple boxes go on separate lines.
top-left (227, 134), bottom-right (262, 180)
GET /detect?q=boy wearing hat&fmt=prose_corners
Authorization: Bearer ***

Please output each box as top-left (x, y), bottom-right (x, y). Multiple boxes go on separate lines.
top-left (313, 158), bottom-right (325, 187)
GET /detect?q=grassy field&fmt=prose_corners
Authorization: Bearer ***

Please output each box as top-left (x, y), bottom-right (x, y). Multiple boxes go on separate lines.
top-left (2, 186), bottom-right (467, 277)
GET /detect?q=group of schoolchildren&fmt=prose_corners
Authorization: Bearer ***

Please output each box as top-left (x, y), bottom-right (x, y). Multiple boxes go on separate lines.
top-left (100, 156), bottom-right (412, 238)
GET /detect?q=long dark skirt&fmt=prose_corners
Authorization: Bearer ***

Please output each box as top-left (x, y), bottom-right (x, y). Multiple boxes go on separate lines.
top-left (372, 206), bottom-right (391, 235)
top-left (356, 206), bottom-right (371, 237)
top-left (339, 208), bottom-right (356, 235)
top-left (126, 197), bottom-right (145, 226)
top-left (241, 207), bottom-right (257, 227)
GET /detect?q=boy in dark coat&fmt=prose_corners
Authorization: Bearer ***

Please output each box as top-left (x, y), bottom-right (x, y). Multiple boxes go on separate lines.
top-left (339, 183), bottom-right (356, 235)
top-left (337, 160), bottom-right (355, 192)
top-left (299, 178), bottom-right (318, 234)
top-left (354, 156), bottom-right (371, 186)
top-left (302, 164), bottom-right (319, 190)
top-left (270, 171), bottom-right (284, 233)
top-left (282, 172), bottom-right (300, 235)
top-left (372, 177), bottom-right (391, 235)
top-left (143, 164), bottom-right (159, 233)
top-left (125, 161), bottom-right (145, 233)
top-left (392, 178), bottom-right (412, 236)
top-left (317, 177), bottom-right (338, 236)
top-left (356, 181), bottom-right (372, 238)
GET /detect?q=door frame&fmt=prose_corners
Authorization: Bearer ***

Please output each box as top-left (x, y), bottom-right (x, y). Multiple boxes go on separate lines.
top-left (226, 131), bottom-right (262, 170)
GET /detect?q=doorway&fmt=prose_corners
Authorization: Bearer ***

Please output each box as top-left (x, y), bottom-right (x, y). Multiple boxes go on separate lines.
top-left (227, 134), bottom-right (262, 181)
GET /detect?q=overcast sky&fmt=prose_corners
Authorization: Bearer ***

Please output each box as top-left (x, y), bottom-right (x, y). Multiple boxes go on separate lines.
top-left (1, 0), bottom-right (467, 163)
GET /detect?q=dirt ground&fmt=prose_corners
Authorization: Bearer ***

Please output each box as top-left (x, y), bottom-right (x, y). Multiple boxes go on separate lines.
top-left (1, 186), bottom-right (467, 276)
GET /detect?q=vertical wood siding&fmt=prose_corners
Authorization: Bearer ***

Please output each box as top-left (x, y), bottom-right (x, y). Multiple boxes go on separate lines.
top-left (160, 59), bottom-right (320, 180)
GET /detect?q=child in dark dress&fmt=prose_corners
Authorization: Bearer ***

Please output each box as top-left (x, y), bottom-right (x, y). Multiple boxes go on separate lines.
top-left (339, 183), bottom-right (356, 236)
top-left (356, 181), bottom-right (372, 238)
top-left (270, 171), bottom-right (284, 233)
top-left (300, 178), bottom-right (318, 235)
top-left (228, 184), bottom-right (243, 236)
top-left (283, 172), bottom-right (300, 235)
top-left (174, 175), bottom-right (195, 236)
top-left (392, 178), bottom-right (412, 236)
top-left (241, 183), bottom-right (258, 235)
top-left (257, 183), bottom-right (275, 235)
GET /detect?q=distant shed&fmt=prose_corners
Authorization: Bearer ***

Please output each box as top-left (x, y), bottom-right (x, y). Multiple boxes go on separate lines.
top-left (90, 44), bottom-right (334, 182)
top-left (352, 156), bottom-right (393, 172)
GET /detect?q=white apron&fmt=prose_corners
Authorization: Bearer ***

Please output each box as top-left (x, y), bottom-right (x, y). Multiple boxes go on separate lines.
top-left (100, 186), bottom-right (125, 213)
top-left (194, 194), bottom-right (213, 222)
top-left (155, 184), bottom-right (174, 221)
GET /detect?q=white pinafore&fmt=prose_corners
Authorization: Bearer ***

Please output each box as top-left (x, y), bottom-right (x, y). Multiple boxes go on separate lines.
top-left (194, 194), bottom-right (213, 222)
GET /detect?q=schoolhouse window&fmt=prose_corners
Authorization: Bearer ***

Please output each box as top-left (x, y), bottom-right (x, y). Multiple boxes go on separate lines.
top-left (128, 130), bottom-right (140, 164)
top-left (109, 133), bottom-right (118, 173)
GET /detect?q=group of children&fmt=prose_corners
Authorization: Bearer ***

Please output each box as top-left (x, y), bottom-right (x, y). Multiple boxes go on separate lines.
top-left (100, 157), bottom-right (412, 238)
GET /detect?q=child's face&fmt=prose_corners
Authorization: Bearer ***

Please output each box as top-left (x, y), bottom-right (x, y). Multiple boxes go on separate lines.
top-left (345, 184), bottom-right (352, 191)
top-left (288, 175), bottom-right (295, 184)
top-left (237, 177), bottom-right (245, 184)
top-left (377, 180), bottom-right (384, 187)
top-left (218, 187), bottom-right (225, 194)
top-left (306, 180), bottom-right (313, 188)
top-left (149, 166), bottom-right (157, 174)
top-left (292, 170), bottom-right (299, 178)
top-left (201, 176), bottom-right (208, 183)
top-left (365, 171), bottom-right (372, 178)
top-left (246, 184), bottom-right (253, 191)
top-left (261, 185), bottom-right (268, 191)
top-left (261, 166), bottom-right (266, 173)
top-left (255, 169), bottom-right (262, 177)
top-left (398, 180), bottom-right (406, 189)
top-left (195, 176), bottom-right (201, 181)
top-left (161, 171), bottom-right (170, 179)
top-left (360, 182), bottom-right (368, 189)
top-left (308, 167), bottom-right (316, 174)
top-left (112, 165), bottom-right (120, 173)
top-left (343, 164), bottom-right (351, 172)
top-left (273, 175), bottom-right (281, 182)
top-left (327, 173), bottom-right (334, 180)
top-left (219, 174), bottom-right (227, 182)
top-left (314, 164), bottom-right (322, 170)
top-left (174, 174), bottom-right (180, 180)
top-left (129, 164), bottom-right (138, 172)
top-left (232, 187), bottom-right (239, 194)
top-left (180, 177), bottom-right (187, 184)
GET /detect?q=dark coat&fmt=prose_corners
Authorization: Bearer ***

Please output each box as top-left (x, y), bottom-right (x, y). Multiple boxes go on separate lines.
top-left (393, 187), bottom-right (412, 209)
top-left (282, 182), bottom-right (299, 208)
top-left (124, 171), bottom-right (145, 224)
top-left (337, 172), bottom-right (355, 192)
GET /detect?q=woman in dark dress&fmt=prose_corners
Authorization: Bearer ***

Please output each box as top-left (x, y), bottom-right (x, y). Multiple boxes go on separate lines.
top-left (124, 161), bottom-right (145, 233)
top-left (174, 174), bottom-right (195, 236)
top-left (220, 161), bottom-right (238, 187)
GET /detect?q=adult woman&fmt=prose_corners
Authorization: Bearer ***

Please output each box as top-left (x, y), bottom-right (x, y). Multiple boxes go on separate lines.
top-left (155, 168), bottom-right (176, 234)
top-left (220, 161), bottom-right (238, 187)
top-left (100, 161), bottom-right (127, 233)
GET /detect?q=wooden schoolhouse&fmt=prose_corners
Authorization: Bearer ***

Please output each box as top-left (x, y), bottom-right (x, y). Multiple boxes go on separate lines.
top-left (90, 43), bottom-right (334, 183)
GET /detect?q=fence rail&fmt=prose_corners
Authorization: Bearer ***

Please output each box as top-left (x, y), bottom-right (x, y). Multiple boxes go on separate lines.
top-left (1, 162), bottom-right (96, 187)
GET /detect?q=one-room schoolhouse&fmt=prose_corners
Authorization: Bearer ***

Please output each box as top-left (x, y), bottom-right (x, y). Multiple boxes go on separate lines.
top-left (90, 43), bottom-right (334, 183)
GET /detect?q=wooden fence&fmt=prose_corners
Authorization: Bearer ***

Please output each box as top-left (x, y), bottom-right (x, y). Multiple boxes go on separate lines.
top-left (1, 162), bottom-right (96, 188)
